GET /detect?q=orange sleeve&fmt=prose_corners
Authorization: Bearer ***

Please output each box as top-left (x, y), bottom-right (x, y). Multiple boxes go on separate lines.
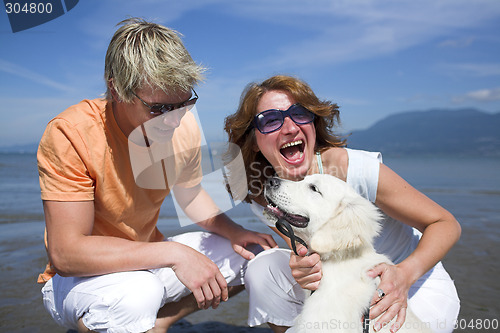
top-left (37, 118), bottom-right (94, 201)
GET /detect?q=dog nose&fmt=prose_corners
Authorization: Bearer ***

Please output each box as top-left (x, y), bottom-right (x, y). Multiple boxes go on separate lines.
top-left (267, 177), bottom-right (281, 189)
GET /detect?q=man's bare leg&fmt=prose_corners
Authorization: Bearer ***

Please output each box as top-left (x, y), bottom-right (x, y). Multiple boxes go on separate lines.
top-left (268, 323), bottom-right (290, 333)
top-left (77, 318), bottom-right (95, 333)
top-left (150, 285), bottom-right (246, 332)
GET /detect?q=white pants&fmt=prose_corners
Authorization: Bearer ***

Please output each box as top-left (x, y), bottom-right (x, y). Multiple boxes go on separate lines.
top-left (41, 232), bottom-right (252, 333)
top-left (245, 249), bottom-right (460, 333)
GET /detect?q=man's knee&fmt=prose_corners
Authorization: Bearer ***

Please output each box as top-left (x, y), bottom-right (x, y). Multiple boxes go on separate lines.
top-left (82, 272), bottom-right (165, 330)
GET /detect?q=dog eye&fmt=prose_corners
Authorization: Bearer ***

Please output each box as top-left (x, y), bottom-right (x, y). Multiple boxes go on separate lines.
top-left (309, 184), bottom-right (321, 194)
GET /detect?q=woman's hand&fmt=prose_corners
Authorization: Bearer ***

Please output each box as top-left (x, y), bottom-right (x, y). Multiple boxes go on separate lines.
top-left (367, 263), bottom-right (413, 332)
top-left (230, 227), bottom-right (278, 260)
top-left (289, 245), bottom-right (322, 290)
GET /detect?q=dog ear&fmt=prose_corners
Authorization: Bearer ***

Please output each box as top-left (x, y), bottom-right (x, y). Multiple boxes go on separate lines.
top-left (309, 195), bottom-right (381, 256)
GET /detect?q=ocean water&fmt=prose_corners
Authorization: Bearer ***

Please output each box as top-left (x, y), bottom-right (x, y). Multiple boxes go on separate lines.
top-left (0, 153), bottom-right (44, 224)
top-left (383, 155), bottom-right (500, 234)
top-left (1, 152), bottom-right (498, 229)
top-left (0, 152), bottom-right (499, 331)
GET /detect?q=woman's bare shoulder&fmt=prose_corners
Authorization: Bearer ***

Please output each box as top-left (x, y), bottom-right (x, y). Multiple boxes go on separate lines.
top-left (320, 147), bottom-right (348, 181)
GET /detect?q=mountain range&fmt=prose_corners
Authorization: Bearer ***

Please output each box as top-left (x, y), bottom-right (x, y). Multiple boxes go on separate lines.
top-left (1, 108), bottom-right (499, 156)
top-left (346, 108), bottom-right (500, 156)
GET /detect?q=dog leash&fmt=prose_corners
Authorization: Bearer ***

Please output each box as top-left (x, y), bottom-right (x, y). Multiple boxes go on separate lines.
top-left (275, 218), bottom-right (308, 256)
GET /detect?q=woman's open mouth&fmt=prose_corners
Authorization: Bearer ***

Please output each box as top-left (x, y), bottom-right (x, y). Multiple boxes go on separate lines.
top-left (280, 140), bottom-right (305, 163)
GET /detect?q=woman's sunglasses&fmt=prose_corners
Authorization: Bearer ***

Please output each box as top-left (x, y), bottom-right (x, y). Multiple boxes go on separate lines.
top-left (252, 104), bottom-right (315, 134)
top-left (133, 89), bottom-right (198, 117)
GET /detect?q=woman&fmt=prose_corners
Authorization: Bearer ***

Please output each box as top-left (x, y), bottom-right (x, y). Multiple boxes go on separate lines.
top-left (224, 75), bottom-right (460, 333)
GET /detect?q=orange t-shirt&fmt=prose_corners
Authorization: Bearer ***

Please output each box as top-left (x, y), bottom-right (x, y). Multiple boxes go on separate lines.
top-left (37, 98), bottom-right (202, 282)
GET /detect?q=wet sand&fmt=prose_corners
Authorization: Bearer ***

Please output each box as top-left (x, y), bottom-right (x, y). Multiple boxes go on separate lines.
top-left (0, 217), bottom-right (498, 332)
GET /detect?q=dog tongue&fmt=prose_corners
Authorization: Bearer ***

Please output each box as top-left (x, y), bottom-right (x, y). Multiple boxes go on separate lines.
top-left (280, 145), bottom-right (302, 161)
top-left (265, 204), bottom-right (309, 227)
top-left (285, 213), bottom-right (309, 227)
top-left (265, 205), bottom-right (284, 218)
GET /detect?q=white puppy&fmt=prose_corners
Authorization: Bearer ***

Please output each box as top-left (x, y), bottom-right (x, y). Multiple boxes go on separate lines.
top-left (263, 174), bottom-right (432, 333)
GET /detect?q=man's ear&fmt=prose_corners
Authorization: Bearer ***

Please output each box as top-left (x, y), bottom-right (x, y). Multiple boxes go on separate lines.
top-left (107, 79), bottom-right (121, 102)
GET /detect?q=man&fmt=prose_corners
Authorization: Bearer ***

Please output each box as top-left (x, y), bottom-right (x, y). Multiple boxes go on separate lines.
top-left (37, 18), bottom-right (276, 333)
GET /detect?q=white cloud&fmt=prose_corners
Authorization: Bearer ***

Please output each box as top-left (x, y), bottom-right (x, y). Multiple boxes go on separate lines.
top-left (0, 58), bottom-right (76, 93)
top-left (64, 0), bottom-right (500, 74)
top-left (226, 0), bottom-right (500, 70)
top-left (453, 87), bottom-right (500, 103)
top-left (438, 37), bottom-right (475, 48)
top-left (72, 0), bottom-right (500, 71)
top-left (77, 0), bottom-right (225, 40)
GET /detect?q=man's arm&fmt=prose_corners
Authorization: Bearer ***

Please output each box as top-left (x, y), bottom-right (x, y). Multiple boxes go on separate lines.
top-left (172, 184), bottom-right (277, 259)
top-left (43, 200), bottom-right (228, 309)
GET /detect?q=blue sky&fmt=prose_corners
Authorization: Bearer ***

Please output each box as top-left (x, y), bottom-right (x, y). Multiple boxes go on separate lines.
top-left (1, 0), bottom-right (500, 146)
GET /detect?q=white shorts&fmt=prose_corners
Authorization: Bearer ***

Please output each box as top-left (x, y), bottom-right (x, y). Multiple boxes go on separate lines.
top-left (245, 248), bottom-right (460, 333)
top-left (41, 232), bottom-right (252, 333)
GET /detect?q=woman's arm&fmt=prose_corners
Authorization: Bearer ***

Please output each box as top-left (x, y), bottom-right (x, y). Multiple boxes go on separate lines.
top-left (376, 163), bottom-right (461, 282)
top-left (368, 163), bottom-right (461, 331)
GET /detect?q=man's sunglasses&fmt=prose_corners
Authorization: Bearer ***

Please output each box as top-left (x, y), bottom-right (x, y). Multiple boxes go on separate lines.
top-left (252, 104), bottom-right (315, 134)
top-left (133, 89), bottom-right (198, 117)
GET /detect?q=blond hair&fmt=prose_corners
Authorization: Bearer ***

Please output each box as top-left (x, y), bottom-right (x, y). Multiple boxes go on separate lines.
top-left (104, 18), bottom-right (206, 102)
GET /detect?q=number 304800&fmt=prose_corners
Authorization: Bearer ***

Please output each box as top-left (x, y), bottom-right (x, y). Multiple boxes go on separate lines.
top-left (5, 2), bottom-right (53, 14)
top-left (454, 319), bottom-right (498, 330)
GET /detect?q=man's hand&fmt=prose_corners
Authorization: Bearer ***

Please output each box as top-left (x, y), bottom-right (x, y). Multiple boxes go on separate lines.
top-left (289, 245), bottom-right (322, 290)
top-left (171, 245), bottom-right (228, 310)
